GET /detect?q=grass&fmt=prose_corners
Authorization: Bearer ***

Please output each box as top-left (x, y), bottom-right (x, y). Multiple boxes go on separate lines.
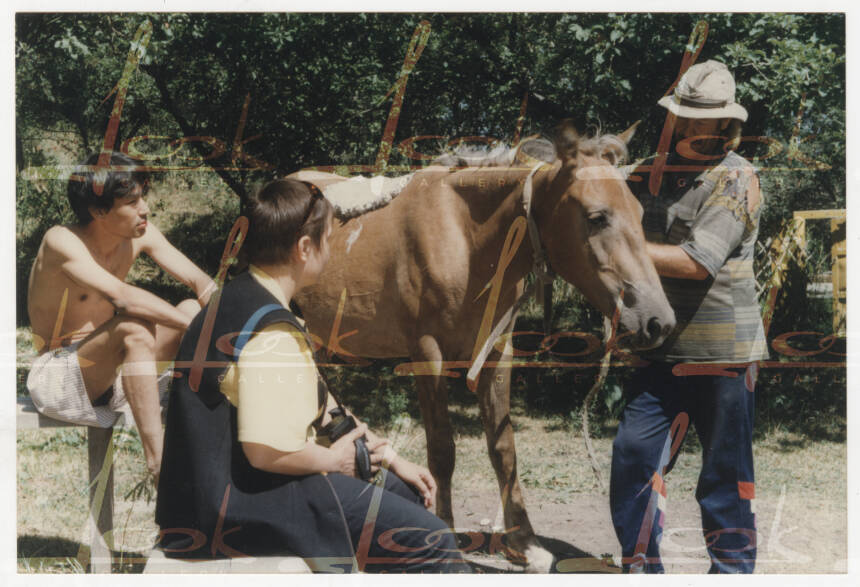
top-left (15, 313), bottom-right (847, 573)
top-left (17, 424), bottom-right (157, 572)
top-left (17, 394), bottom-right (846, 573)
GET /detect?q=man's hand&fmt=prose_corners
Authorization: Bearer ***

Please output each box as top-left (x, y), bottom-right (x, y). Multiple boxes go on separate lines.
top-left (196, 280), bottom-right (217, 307)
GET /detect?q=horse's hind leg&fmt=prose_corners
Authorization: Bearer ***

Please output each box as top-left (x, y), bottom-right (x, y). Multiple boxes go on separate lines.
top-left (411, 335), bottom-right (457, 527)
top-left (475, 353), bottom-right (554, 573)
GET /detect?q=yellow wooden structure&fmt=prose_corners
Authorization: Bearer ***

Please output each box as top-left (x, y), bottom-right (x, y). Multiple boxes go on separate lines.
top-left (759, 209), bottom-right (846, 336)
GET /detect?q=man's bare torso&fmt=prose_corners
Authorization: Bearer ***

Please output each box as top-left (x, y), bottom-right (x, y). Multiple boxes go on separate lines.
top-left (28, 225), bottom-right (141, 353)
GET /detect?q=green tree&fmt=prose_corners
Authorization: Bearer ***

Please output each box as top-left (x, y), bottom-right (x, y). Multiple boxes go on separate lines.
top-left (15, 14), bottom-right (846, 435)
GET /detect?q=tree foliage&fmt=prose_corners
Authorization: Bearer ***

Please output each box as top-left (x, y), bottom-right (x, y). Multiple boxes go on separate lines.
top-left (15, 13), bottom-right (846, 432)
top-left (17, 13), bottom-right (844, 201)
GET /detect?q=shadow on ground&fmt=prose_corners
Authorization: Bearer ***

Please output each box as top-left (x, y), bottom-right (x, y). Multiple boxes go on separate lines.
top-left (457, 531), bottom-right (620, 574)
top-left (18, 535), bottom-right (147, 573)
top-left (19, 532), bottom-right (619, 574)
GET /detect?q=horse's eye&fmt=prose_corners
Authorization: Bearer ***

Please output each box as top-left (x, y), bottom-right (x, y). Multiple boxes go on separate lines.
top-left (587, 212), bottom-right (609, 231)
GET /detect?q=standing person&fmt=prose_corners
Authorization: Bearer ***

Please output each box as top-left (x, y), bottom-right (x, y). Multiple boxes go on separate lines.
top-left (610, 60), bottom-right (768, 573)
top-left (156, 178), bottom-right (472, 573)
top-left (26, 151), bottom-right (215, 480)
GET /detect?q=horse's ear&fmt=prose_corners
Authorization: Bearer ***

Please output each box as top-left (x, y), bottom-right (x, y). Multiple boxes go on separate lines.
top-left (599, 137), bottom-right (628, 166)
top-left (599, 120), bottom-right (641, 166)
top-left (617, 120), bottom-right (641, 145)
top-left (553, 119), bottom-right (580, 164)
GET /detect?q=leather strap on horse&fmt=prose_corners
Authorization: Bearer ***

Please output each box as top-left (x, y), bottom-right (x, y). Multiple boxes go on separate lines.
top-left (466, 162), bottom-right (555, 391)
top-left (522, 163), bottom-right (557, 336)
top-left (521, 163), bottom-right (555, 287)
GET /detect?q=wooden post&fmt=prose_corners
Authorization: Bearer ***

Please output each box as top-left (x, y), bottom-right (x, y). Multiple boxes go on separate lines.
top-left (83, 426), bottom-right (115, 573)
top-left (831, 217), bottom-right (846, 336)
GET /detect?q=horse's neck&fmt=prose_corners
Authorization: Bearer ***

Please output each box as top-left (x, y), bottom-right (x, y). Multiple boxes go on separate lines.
top-left (469, 165), bottom-right (558, 284)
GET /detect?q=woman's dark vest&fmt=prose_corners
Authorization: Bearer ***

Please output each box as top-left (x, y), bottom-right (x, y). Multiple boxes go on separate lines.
top-left (155, 271), bottom-right (355, 571)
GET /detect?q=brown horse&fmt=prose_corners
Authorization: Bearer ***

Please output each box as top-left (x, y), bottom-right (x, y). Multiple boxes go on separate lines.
top-left (288, 124), bottom-right (675, 571)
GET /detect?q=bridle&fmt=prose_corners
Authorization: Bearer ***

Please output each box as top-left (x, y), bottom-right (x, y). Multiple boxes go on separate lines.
top-left (466, 161), bottom-right (557, 390)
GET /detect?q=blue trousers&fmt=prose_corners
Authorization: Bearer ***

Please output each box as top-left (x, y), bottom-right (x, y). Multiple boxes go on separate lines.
top-left (609, 362), bottom-right (757, 573)
top-left (328, 470), bottom-right (472, 573)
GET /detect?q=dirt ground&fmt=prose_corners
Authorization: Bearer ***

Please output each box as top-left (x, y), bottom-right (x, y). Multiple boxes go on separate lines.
top-left (399, 406), bottom-right (849, 575)
top-left (17, 409), bottom-right (847, 575)
top-left (451, 486), bottom-right (847, 573)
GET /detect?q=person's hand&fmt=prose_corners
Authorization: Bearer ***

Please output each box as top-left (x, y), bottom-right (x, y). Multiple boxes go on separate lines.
top-left (367, 436), bottom-right (390, 475)
top-left (390, 457), bottom-right (437, 510)
top-left (329, 423), bottom-right (367, 477)
top-left (364, 427), bottom-right (384, 446)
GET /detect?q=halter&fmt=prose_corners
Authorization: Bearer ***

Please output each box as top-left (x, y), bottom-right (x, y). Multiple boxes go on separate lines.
top-left (466, 162), bottom-right (556, 390)
top-left (522, 162), bottom-right (556, 286)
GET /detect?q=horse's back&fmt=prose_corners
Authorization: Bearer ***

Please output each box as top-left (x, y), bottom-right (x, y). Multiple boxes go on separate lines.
top-left (294, 168), bottom-right (471, 357)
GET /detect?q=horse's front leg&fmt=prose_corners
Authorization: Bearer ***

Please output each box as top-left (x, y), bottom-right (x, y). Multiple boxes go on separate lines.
top-left (410, 334), bottom-right (456, 527)
top-left (475, 348), bottom-right (554, 573)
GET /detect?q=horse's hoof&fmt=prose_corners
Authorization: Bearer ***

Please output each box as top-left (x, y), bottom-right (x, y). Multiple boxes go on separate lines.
top-left (523, 545), bottom-right (554, 573)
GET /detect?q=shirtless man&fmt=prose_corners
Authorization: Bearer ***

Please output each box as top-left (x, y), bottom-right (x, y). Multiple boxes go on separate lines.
top-left (27, 151), bottom-right (215, 480)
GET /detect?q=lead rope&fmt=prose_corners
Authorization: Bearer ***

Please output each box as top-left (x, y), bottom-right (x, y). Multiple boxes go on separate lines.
top-left (580, 290), bottom-right (624, 491)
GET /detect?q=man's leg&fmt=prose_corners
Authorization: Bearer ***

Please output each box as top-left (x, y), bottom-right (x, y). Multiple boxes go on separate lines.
top-left (76, 299), bottom-right (199, 478)
top-left (153, 299), bottom-right (200, 367)
top-left (689, 366), bottom-right (757, 574)
top-left (327, 472), bottom-right (472, 573)
top-left (610, 362), bottom-right (688, 573)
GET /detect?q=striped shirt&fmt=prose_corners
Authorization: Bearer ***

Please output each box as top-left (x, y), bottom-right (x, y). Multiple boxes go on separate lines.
top-left (629, 151), bottom-right (769, 363)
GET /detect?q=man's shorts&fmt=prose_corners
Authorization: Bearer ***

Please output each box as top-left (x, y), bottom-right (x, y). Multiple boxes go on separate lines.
top-left (26, 341), bottom-right (171, 428)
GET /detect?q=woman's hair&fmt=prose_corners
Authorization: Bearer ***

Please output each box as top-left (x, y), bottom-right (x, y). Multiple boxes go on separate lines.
top-left (242, 178), bottom-right (333, 266)
top-left (67, 151), bottom-right (150, 224)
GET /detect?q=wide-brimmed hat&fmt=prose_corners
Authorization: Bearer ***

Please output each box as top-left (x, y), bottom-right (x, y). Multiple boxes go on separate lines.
top-left (658, 60), bottom-right (748, 122)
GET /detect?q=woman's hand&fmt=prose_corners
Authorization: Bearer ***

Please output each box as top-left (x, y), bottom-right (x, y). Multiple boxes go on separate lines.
top-left (390, 457), bottom-right (437, 510)
top-left (367, 437), bottom-right (390, 475)
top-left (329, 423), bottom-right (368, 477)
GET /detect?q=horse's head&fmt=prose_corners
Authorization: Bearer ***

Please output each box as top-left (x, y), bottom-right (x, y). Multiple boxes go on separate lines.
top-left (536, 122), bottom-right (675, 350)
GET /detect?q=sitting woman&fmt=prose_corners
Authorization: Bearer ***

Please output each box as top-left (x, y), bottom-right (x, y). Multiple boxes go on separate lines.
top-left (156, 178), bottom-right (471, 573)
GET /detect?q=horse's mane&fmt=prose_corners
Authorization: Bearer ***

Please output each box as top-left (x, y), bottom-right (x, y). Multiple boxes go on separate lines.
top-left (323, 173), bottom-right (414, 221)
top-left (430, 132), bottom-right (629, 169)
top-left (432, 144), bottom-right (525, 168)
top-left (322, 132), bottom-right (629, 221)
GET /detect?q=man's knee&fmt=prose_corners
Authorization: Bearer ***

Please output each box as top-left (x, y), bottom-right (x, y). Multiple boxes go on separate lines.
top-left (612, 425), bottom-right (642, 461)
top-left (116, 316), bottom-right (157, 350)
top-left (176, 298), bottom-right (201, 319)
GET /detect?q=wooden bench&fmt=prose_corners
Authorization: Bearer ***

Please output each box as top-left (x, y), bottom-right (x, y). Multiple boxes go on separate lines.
top-left (17, 396), bottom-right (312, 574)
top-left (17, 396), bottom-right (122, 573)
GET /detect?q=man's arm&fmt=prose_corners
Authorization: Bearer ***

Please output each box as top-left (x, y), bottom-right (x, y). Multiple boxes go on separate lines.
top-left (646, 242), bottom-right (710, 280)
top-left (46, 227), bottom-right (192, 329)
top-left (140, 224), bottom-right (216, 306)
top-left (647, 166), bottom-right (762, 281)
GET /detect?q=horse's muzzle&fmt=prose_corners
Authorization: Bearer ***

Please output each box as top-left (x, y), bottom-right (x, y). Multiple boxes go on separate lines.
top-left (619, 309), bottom-right (675, 351)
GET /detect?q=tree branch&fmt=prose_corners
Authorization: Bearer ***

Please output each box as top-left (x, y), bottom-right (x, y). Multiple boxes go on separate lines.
top-left (140, 62), bottom-right (248, 201)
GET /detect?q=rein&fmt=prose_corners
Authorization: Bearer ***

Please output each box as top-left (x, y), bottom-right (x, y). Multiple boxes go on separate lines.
top-left (466, 162), bottom-right (556, 391)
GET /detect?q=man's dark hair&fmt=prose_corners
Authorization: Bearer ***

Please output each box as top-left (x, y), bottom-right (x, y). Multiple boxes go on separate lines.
top-left (67, 152), bottom-right (150, 224)
top-left (242, 178), bottom-right (333, 266)
top-left (725, 119), bottom-right (743, 152)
